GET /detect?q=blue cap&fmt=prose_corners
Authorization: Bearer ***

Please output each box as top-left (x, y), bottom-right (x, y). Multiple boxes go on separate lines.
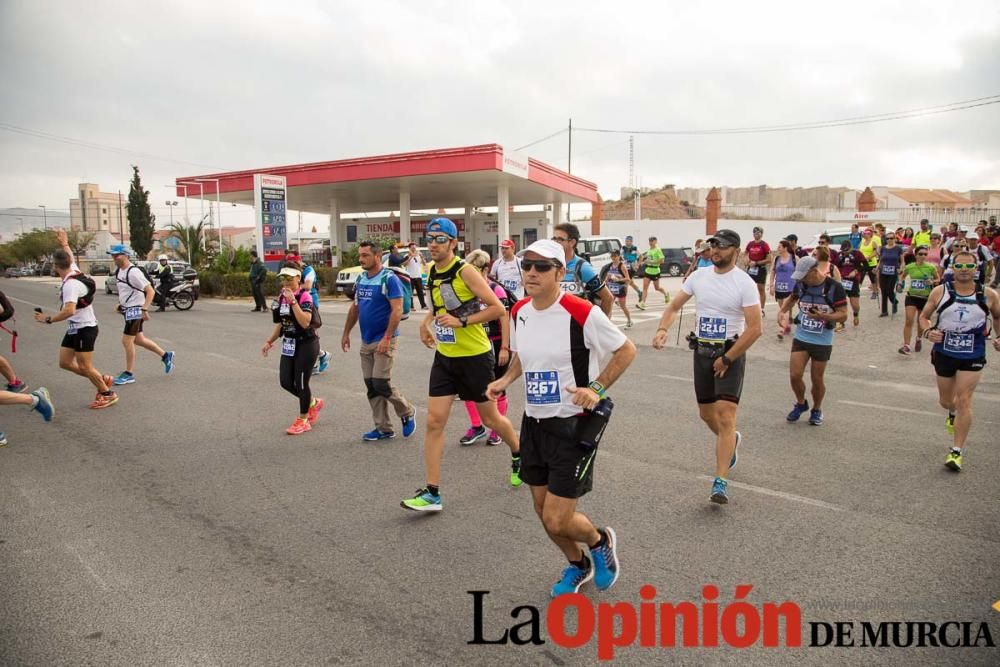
top-left (426, 217), bottom-right (458, 238)
top-left (107, 244), bottom-right (132, 256)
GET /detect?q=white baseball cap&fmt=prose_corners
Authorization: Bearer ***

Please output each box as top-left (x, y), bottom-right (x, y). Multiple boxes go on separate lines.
top-left (517, 239), bottom-right (564, 266)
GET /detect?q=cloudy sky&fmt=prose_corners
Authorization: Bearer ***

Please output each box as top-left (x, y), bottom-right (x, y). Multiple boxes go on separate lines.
top-left (1, 0), bottom-right (998, 228)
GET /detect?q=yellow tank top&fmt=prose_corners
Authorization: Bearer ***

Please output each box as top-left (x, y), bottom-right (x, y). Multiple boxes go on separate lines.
top-left (429, 257), bottom-right (492, 358)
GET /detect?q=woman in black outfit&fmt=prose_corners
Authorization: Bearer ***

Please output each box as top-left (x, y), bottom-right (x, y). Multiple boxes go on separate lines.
top-left (262, 266), bottom-right (324, 435)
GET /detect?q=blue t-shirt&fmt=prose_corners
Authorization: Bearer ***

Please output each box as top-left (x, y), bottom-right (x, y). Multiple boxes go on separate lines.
top-left (302, 265), bottom-right (320, 307)
top-left (793, 279), bottom-right (846, 347)
top-left (696, 257), bottom-right (713, 269)
top-left (879, 245), bottom-right (905, 275)
top-left (849, 232), bottom-right (862, 250)
top-left (561, 255), bottom-right (602, 297)
top-left (355, 269), bottom-right (404, 344)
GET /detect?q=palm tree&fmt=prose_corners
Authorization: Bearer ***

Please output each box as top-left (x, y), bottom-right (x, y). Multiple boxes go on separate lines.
top-left (166, 221), bottom-right (209, 267)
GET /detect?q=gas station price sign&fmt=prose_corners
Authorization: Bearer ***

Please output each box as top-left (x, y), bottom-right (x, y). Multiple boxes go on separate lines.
top-left (253, 174), bottom-right (288, 265)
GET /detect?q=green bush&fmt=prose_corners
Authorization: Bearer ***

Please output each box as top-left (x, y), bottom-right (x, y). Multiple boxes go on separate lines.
top-left (197, 268), bottom-right (341, 298)
top-left (210, 247), bottom-right (254, 274)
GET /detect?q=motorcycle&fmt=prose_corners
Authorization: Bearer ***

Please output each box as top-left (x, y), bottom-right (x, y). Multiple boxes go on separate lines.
top-left (152, 279), bottom-right (195, 311)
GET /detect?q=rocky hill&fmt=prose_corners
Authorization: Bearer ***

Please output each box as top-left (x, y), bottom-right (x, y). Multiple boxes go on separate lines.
top-left (602, 188), bottom-right (703, 220)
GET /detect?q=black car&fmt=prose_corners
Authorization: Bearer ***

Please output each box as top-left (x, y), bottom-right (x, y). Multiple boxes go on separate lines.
top-left (644, 247), bottom-right (693, 277)
top-left (90, 263), bottom-right (111, 276)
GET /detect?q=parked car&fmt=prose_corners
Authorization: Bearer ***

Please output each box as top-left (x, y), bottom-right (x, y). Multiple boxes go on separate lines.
top-left (336, 248), bottom-right (430, 294)
top-left (654, 247), bottom-right (694, 277)
top-left (575, 237), bottom-right (622, 273)
top-left (105, 261), bottom-right (200, 298)
top-left (90, 263), bottom-right (111, 276)
top-left (4, 267), bottom-right (19, 278)
top-left (18, 266), bottom-right (33, 277)
top-left (37, 261), bottom-right (53, 276)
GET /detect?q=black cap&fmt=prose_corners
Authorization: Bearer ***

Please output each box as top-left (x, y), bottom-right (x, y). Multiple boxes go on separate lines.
top-left (707, 229), bottom-right (741, 248)
top-left (784, 233), bottom-right (799, 242)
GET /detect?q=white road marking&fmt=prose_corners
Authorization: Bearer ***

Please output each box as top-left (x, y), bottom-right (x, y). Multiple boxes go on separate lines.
top-left (838, 400), bottom-right (927, 416)
top-left (10, 296), bottom-right (47, 309)
top-left (656, 374), bottom-right (693, 382)
top-left (65, 543), bottom-right (109, 591)
top-left (698, 475), bottom-right (846, 512)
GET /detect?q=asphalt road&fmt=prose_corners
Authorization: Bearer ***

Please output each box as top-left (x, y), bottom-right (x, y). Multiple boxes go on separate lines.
top-left (1, 276), bottom-right (998, 666)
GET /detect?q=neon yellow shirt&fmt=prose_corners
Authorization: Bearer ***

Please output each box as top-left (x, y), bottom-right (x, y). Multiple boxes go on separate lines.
top-left (859, 237), bottom-right (881, 266)
top-left (429, 257), bottom-right (492, 358)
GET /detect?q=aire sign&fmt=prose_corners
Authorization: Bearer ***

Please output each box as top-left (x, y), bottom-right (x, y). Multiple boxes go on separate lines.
top-left (501, 151), bottom-right (529, 179)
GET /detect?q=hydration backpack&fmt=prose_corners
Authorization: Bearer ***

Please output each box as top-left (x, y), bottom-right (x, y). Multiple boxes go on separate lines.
top-left (571, 256), bottom-right (604, 306)
top-left (66, 273), bottom-right (97, 308)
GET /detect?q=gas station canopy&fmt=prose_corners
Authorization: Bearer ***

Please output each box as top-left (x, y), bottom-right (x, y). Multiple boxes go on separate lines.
top-left (175, 143), bottom-right (598, 214)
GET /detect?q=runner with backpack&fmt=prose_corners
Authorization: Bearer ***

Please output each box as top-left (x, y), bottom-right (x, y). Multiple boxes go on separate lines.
top-left (106, 244), bottom-right (175, 385)
top-left (340, 240), bottom-right (416, 442)
top-left (0, 289), bottom-right (29, 392)
top-left (262, 265), bottom-right (325, 435)
top-left (33, 229), bottom-right (118, 409)
top-left (777, 256), bottom-right (848, 426)
top-left (552, 223), bottom-right (613, 316)
top-left (458, 249), bottom-right (517, 446)
top-left (600, 249), bottom-right (634, 329)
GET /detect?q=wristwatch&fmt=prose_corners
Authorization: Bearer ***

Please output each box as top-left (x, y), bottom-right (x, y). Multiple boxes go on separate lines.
top-left (721, 355), bottom-right (733, 367)
top-left (588, 380), bottom-right (606, 397)
top-left (459, 315), bottom-right (468, 327)
top-left (44, 316), bottom-right (52, 324)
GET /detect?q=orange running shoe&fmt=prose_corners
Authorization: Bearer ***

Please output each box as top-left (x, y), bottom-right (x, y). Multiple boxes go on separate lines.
top-left (102, 374), bottom-right (114, 390)
top-left (307, 398), bottom-right (325, 425)
top-left (89, 392), bottom-right (119, 409)
top-left (286, 418), bottom-right (312, 435)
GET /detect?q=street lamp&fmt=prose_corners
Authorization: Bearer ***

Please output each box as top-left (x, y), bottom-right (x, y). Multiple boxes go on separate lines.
top-left (37, 205), bottom-right (47, 230)
top-left (165, 186), bottom-right (191, 264)
top-left (165, 201), bottom-right (178, 226)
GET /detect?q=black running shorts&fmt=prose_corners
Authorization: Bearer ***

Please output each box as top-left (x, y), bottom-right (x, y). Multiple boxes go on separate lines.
top-left (904, 295), bottom-right (928, 311)
top-left (123, 317), bottom-right (144, 336)
top-left (748, 266), bottom-right (767, 285)
top-left (791, 338), bottom-right (833, 362)
top-left (693, 351), bottom-right (746, 404)
top-left (61, 325), bottom-right (99, 352)
top-left (428, 351), bottom-right (494, 402)
top-left (518, 414), bottom-right (595, 499)
top-left (931, 350), bottom-right (986, 378)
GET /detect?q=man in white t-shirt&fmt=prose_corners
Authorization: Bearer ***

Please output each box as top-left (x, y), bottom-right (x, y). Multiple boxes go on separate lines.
top-left (652, 229), bottom-right (762, 505)
top-left (488, 239), bottom-right (636, 598)
top-left (34, 229), bottom-right (118, 409)
top-left (488, 239), bottom-right (524, 299)
top-left (404, 242), bottom-right (427, 310)
top-left (108, 244), bottom-right (175, 385)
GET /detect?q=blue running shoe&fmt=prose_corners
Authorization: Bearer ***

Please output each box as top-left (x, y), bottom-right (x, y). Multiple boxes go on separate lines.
top-left (710, 477), bottom-right (729, 504)
top-left (113, 371), bottom-right (135, 385)
top-left (808, 409), bottom-right (824, 426)
top-left (401, 414), bottom-right (416, 438)
top-left (316, 351), bottom-right (331, 374)
top-left (30, 387), bottom-right (54, 422)
top-left (363, 428), bottom-right (396, 441)
top-left (6, 379), bottom-right (27, 393)
top-left (590, 527), bottom-right (620, 591)
top-left (786, 402), bottom-right (809, 422)
top-left (729, 431), bottom-right (741, 470)
top-left (162, 351), bottom-right (175, 374)
top-left (550, 559), bottom-right (594, 597)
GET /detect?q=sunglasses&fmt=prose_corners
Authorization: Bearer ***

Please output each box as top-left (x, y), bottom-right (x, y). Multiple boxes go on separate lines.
top-left (917, 252), bottom-right (928, 256)
top-left (551, 236), bottom-right (572, 243)
top-left (521, 259), bottom-right (559, 272)
top-left (278, 275), bottom-right (296, 281)
top-left (707, 240), bottom-right (737, 248)
top-left (428, 234), bottom-right (452, 244)
top-left (952, 262), bottom-right (977, 270)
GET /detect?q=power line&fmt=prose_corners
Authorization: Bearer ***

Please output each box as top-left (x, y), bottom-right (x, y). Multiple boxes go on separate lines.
top-left (575, 94), bottom-right (1000, 136)
top-left (513, 127), bottom-right (567, 152)
top-left (0, 121), bottom-right (229, 170)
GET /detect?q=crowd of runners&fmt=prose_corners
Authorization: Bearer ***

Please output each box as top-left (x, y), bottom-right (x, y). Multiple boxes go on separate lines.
top-left (5, 217), bottom-right (999, 600)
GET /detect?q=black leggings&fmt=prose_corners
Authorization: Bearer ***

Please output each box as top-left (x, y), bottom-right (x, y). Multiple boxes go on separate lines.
top-left (878, 273), bottom-right (898, 314)
top-left (280, 337), bottom-right (320, 414)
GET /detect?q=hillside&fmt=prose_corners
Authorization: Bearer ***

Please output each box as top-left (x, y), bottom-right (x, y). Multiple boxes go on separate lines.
top-left (602, 188), bottom-right (703, 220)
top-left (0, 207), bottom-right (71, 242)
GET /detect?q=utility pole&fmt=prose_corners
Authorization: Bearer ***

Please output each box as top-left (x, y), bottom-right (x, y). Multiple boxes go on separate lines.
top-left (117, 190), bottom-right (124, 241)
top-left (629, 135), bottom-right (639, 224)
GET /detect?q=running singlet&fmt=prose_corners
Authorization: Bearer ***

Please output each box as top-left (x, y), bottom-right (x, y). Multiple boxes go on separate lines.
top-left (849, 232), bottom-right (862, 250)
top-left (622, 245), bottom-right (640, 266)
top-left (561, 256), bottom-right (603, 298)
top-left (772, 256), bottom-right (796, 294)
top-left (913, 231), bottom-right (932, 248)
top-left (793, 279), bottom-right (846, 347)
top-left (643, 247), bottom-right (664, 276)
top-left (745, 240), bottom-right (771, 274)
top-left (901, 263), bottom-right (937, 298)
top-left (429, 257), bottom-right (492, 358)
top-left (835, 250), bottom-right (864, 282)
top-left (859, 237), bottom-right (881, 267)
top-left (932, 285), bottom-right (989, 359)
top-left (489, 257), bottom-right (524, 300)
top-left (272, 289), bottom-right (316, 348)
top-left (606, 264), bottom-right (626, 297)
top-left (355, 268), bottom-right (404, 344)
